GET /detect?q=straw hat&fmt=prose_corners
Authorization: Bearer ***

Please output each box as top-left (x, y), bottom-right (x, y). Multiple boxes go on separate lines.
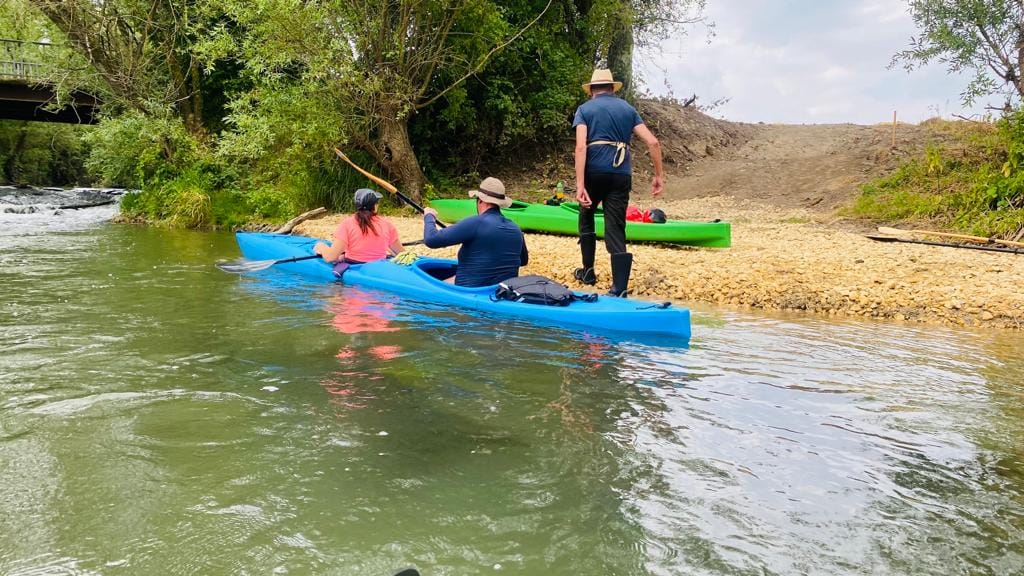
top-left (582, 69), bottom-right (622, 95)
top-left (467, 177), bottom-right (512, 209)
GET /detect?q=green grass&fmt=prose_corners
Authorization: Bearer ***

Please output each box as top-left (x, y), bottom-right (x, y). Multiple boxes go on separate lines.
top-left (847, 116), bottom-right (1024, 238)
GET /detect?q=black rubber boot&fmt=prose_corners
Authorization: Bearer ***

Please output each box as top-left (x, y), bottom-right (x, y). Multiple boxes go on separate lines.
top-left (608, 252), bottom-right (633, 297)
top-left (573, 232), bottom-right (598, 285)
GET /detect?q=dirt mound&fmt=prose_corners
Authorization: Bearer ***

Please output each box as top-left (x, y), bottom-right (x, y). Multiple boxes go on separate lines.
top-left (499, 100), bottom-right (758, 199)
top-left (636, 100), bottom-right (760, 169)
top-left (666, 122), bottom-right (937, 211)
top-left (502, 98), bottom-right (940, 214)
top-left (626, 100), bottom-right (946, 212)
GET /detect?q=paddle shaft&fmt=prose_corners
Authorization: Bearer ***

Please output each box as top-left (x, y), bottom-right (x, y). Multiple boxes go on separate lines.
top-left (333, 149), bottom-right (446, 228)
top-left (866, 234), bottom-right (1023, 254)
top-left (877, 226), bottom-right (1024, 248)
top-left (265, 239), bottom-right (422, 265)
top-left (216, 253), bottom-right (322, 273)
top-left (273, 254), bottom-right (321, 265)
top-left (218, 239), bottom-right (426, 273)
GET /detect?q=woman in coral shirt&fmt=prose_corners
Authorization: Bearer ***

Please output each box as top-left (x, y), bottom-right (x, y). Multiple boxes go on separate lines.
top-left (314, 188), bottom-right (403, 264)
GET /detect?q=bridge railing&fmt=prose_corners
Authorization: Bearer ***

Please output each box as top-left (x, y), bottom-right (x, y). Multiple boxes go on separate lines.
top-left (0, 39), bottom-right (52, 80)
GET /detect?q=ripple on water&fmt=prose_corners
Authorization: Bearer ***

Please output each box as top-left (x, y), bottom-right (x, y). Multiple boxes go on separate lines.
top-left (584, 314), bottom-right (1024, 575)
top-left (3, 219), bottom-right (1024, 575)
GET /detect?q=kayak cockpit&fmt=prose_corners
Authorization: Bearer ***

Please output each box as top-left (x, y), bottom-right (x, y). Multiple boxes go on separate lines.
top-left (414, 259), bottom-right (457, 282)
top-left (404, 258), bottom-right (501, 295)
top-left (559, 202), bottom-right (605, 217)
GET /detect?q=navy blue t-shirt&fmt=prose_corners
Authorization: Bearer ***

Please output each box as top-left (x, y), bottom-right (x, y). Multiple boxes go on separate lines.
top-left (572, 93), bottom-right (644, 175)
top-left (423, 207), bottom-right (529, 287)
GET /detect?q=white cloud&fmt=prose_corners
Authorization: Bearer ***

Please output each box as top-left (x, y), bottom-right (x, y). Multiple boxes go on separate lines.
top-left (820, 66), bottom-right (854, 82)
top-left (859, 0), bottom-right (910, 23)
top-left (639, 0), bottom-right (988, 124)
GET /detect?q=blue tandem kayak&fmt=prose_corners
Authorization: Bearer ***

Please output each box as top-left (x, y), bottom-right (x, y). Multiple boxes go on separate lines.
top-left (234, 232), bottom-right (690, 338)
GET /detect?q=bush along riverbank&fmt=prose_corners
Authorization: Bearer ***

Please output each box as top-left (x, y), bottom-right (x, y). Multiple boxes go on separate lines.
top-left (0, 121), bottom-right (91, 187)
top-left (848, 114), bottom-right (1024, 241)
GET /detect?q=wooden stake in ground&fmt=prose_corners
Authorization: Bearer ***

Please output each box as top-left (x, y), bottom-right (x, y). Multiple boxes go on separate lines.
top-left (892, 111), bottom-right (897, 148)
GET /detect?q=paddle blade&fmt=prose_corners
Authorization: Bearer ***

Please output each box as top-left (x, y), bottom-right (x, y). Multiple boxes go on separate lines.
top-left (215, 258), bottom-right (279, 273)
top-left (334, 148), bottom-right (399, 194)
top-left (876, 226), bottom-right (909, 236)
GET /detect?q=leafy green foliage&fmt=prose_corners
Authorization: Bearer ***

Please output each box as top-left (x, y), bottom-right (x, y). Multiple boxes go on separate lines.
top-left (0, 121), bottom-right (90, 185)
top-left (412, 0), bottom-right (586, 177)
top-left (82, 112), bottom-right (198, 188)
top-left (118, 162), bottom-right (296, 229)
top-left (896, 0), bottom-right (1024, 106)
top-left (850, 115), bottom-right (1024, 237)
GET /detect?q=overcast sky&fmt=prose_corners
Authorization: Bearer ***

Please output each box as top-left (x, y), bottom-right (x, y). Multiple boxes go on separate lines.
top-left (638, 0), bottom-right (990, 124)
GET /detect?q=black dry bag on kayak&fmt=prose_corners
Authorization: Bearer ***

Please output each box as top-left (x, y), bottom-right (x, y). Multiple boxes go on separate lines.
top-left (492, 275), bottom-right (596, 306)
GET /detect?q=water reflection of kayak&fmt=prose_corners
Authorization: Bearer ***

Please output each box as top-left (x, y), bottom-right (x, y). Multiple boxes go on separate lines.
top-left (235, 232), bottom-right (691, 339)
top-left (326, 291), bottom-right (400, 335)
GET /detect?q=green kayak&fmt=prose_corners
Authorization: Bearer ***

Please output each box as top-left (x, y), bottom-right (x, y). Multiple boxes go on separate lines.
top-left (429, 199), bottom-right (731, 247)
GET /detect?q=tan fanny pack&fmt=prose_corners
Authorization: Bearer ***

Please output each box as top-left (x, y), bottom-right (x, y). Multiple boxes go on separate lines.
top-left (587, 140), bottom-right (627, 167)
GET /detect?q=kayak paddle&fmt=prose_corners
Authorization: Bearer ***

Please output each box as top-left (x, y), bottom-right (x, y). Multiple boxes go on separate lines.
top-left (333, 148), bottom-right (447, 228)
top-left (877, 226), bottom-right (1024, 249)
top-left (865, 234), bottom-right (1023, 254)
top-left (217, 254), bottom-right (322, 273)
top-left (217, 240), bottom-right (427, 273)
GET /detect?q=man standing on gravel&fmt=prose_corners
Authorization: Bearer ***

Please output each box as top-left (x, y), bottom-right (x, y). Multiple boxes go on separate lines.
top-left (573, 68), bottom-right (664, 297)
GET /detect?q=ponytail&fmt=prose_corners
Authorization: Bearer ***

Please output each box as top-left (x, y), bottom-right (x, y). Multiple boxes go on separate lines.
top-left (355, 208), bottom-right (378, 235)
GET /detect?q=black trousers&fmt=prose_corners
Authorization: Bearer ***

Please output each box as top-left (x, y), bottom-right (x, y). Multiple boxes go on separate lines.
top-left (579, 171), bottom-right (630, 255)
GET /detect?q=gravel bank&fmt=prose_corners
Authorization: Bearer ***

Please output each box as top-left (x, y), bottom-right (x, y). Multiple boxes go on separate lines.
top-left (295, 197), bottom-right (1024, 331)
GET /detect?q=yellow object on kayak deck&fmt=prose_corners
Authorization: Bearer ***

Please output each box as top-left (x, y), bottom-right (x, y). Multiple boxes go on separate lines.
top-left (392, 251), bottom-right (420, 266)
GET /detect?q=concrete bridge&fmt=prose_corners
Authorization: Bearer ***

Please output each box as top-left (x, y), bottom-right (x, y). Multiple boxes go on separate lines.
top-left (0, 39), bottom-right (99, 124)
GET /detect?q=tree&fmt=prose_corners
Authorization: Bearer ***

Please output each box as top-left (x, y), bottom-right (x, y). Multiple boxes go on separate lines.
top-left (216, 0), bottom-right (553, 201)
top-left (411, 0), bottom-right (708, 177)
top-left (27, 0), bottom-right (219, 137)
top-left (334, 0), bottom-right (543, 198)
top-left (0, 0), bottom-right (54, 40)
top-left (896, 0), bottom-right (1024, 107)
top-left (571, 0), bottom-right (707, 96)
top-left (409, 0), bottom-right (585, 176)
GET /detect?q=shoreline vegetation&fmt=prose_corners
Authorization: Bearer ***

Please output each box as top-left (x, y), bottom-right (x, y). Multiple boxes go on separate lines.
top-left (294, 197), bottom-right (1024, 331)
top-left (10, 103), bottom-right (1023, 331)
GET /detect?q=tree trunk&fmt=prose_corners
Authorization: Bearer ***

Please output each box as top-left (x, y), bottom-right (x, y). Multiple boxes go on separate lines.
top-left (607, 14), bottom-right (633, 97)
top-left (570, 0), bottom-right (593, 48)
top-left (4, 124), bottom-right (29, 184)
top-left (1016, 37), bottom-right (1024, 102)
top-left (169, 51), bottom-right (206, 139)
top-left (377, 114), bottom-right (426, 203)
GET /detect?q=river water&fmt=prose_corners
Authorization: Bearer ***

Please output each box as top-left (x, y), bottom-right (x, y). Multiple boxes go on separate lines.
top-left (1, 201), bottom-right (1022, 576)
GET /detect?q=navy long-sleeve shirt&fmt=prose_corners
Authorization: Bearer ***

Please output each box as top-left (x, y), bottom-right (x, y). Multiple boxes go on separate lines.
top-left (423, 207), bottom-right (528, 287)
